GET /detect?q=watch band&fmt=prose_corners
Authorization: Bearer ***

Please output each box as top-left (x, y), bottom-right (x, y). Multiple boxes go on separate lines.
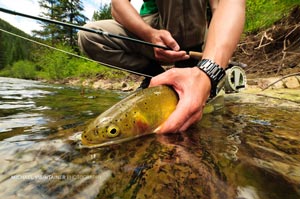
top-left (197, 59), bottom-right (226, 98)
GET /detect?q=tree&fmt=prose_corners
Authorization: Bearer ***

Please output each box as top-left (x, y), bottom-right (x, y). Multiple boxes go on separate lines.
top-left (60, 0), bottom-right (88, 47)
top-left (0, 19), bottom-right (31, 68)
top-left (33, 0), bottom-right (88, 48)
top-left (92, 3), bottom-right (112, 21)
top-left (32, 0), bottom-right (62, 46)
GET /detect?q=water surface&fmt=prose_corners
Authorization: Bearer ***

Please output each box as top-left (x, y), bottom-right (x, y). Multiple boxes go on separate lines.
top-left (0, 77), bottom-right (299, 199)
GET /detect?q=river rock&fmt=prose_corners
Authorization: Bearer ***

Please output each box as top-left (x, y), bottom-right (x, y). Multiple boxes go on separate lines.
top-left (283, 76), bottom-right (300, 88)
top-left (257, 77), bottom-right (285, 89)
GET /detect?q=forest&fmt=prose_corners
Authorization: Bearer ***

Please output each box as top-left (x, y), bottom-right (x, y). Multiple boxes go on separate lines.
top-left (0, 0), bottom-right (299, 81)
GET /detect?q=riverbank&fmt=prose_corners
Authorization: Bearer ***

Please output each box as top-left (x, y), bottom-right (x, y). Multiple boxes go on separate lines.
top-left (247, 73), bottom-right (300, 89)
top-left (54, 70), bottom-right (300, 92)
top-left (39, 5), bottom-right (300, 92)
top-left (62, 74), bottom-right (144, 91)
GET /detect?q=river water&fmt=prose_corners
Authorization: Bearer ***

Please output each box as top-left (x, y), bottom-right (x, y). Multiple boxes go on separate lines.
top-left (0, 77), bottom-right (299, 199)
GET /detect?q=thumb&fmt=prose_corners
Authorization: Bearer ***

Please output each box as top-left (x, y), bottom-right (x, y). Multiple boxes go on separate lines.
top-left (149, 69), bottom-right (176, 87)
top-left (160, 32), bottom-right (180, 51)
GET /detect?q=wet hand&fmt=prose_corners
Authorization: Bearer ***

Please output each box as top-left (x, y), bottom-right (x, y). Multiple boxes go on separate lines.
top-left (149, 67), bottom-right (211, 134)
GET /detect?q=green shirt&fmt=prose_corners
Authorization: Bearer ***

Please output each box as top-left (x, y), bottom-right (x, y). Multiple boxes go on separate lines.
top-left (140, 0), bottom-right (158, 16)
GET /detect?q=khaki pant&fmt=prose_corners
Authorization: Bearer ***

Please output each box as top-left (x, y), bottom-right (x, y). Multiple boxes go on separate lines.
top-left (78, 0), bottom-right (207, 76)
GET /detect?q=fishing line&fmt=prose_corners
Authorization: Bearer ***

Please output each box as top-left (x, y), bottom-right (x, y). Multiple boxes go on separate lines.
top-left (0, 7), bottom-right (171, 51)
top-left (0, 7), bottom-right (203, 76)
top-left (0, 7), bottom-right (203, 57)
top-left (0, 28), bottom-right (153, 78)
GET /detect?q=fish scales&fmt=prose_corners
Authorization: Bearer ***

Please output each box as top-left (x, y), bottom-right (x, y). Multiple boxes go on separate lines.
top-left (81, 85), bottom-right (178, 146)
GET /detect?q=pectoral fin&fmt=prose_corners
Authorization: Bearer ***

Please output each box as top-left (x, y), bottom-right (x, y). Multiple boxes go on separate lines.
top-left (133, 112), bottom-right (150, 133)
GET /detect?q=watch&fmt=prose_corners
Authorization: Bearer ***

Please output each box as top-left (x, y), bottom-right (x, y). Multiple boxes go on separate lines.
top-left (197, 59), bottom-right (226, 98)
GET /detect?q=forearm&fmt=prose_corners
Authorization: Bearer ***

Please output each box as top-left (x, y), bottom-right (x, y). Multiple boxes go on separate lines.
top-left (203, 0), bottom-right (245, 68)
top-left (111, 0), bottom-right (154, 41)
top-left (209, 0), bottom-right (219, 14)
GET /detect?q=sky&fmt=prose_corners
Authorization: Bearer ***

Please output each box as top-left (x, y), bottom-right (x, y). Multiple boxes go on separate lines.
top-left (0, 0), bottom-right (142, 35)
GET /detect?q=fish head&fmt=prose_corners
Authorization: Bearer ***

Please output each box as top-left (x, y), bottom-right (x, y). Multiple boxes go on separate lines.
top-left (81, 116), bottom-right (123, 145)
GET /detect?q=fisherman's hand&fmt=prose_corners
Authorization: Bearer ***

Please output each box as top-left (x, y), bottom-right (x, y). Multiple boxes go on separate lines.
top-left (149, 67), bottom-right (211, 134)
top-left (146, 29), bottom-right (189, 63)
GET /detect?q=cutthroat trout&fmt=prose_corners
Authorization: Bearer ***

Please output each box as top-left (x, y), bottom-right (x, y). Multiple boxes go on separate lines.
top-left (81, 85), bottom-right (178, 146)
top-left (81, 85), bottom-right (223, 147)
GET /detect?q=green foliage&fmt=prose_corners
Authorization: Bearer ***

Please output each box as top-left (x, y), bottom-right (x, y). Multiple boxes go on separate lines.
top-left (0, 1), bottom-right (121, 82)
top-left (92, 3), bottom-right (112, 21)
top-left (0, 60), bottom-right (36, 79)
top-left (74, 60), bottom-right (106, 77)
top-left (37, 48), bottom-right (72, 80)
top-left (245, 0), bottom-right (300, 32)
top-left (33, 44), bottom-right (124, 80)
top-left (0, 19), bottom-right (31, 69)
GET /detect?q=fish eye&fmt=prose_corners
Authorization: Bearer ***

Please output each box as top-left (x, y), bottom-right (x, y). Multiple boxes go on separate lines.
top-left (107, 125), bottom-right (120, 138)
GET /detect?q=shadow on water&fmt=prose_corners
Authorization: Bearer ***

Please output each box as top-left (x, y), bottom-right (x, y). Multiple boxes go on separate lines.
top-left (0, 77), bottom-right (300, 199)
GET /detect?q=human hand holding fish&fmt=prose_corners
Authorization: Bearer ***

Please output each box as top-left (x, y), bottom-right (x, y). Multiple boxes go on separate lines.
top-left (80, 82), bottom-right (216, 148)
top-left (150, 67), bottom-right (211, 134)
top-left (81, 85), bottom-right (179, 147)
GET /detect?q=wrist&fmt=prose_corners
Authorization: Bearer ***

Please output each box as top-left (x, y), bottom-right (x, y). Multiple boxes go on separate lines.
top-left (192, 67), bottom-right (211, 99)
top-left (139, 26), bottom-right (157, 42)
top-left (196, 59), bottom-right (226, 98)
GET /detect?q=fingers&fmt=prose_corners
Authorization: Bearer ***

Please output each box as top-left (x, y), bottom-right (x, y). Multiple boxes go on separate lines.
top-left (160, 32), bottom-right (180, 51)
top-left (155, 49), bottom-right (189, 62)
top-left (151, 30), bottom-right (189, 62)
top-left (151, 70), bottom-right (203, 133)
top-left (156, 101), bottom-right (193, 133)
top-left (150, 67), bottom-right (210, 134)
top-left (178, 109), bottom-right (203, 132)
top-left (149, 68), bottom-right (178, 87)
top-left (156, 95), bottom-right (203, 134)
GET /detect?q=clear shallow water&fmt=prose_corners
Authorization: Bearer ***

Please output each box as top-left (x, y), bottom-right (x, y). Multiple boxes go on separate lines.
top-left (0, 77), bottom-right (299, 199)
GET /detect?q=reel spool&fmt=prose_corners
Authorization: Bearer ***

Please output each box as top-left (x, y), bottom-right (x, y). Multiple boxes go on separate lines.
top-left (224, 66), bottom-right (247, 93)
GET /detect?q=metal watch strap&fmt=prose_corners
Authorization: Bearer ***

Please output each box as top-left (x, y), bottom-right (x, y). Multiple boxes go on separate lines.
top-left (197, 59), bottom-right (226, 98)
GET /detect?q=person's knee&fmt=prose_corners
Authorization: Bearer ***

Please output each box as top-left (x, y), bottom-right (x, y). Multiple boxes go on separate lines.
top-left (77, 23), bottom-right (90, 40)
top-left (77, 30), bottom-right (86, 51)
top-left (77, 22), bottom-right (95, 41)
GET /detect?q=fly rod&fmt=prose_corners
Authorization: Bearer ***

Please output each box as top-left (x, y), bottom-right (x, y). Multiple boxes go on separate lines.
top-left (0, 28), bottom-right (154, 78)
top-left (0, 7), bottom-right (203, 77)
top-left (0, 7), bottom-right (171, 50)
top-left (0, 7), bottom-right (203, 58)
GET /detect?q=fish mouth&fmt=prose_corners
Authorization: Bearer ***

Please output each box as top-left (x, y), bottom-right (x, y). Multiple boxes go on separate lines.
top-left (81, 137), bottom-right (90, 146)
top-left (81, 136), bottom-right (104, 146)
top-left (78, 133), bottom-right (155, 149)
top-left (80, 133), bottom-right (100, 146)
